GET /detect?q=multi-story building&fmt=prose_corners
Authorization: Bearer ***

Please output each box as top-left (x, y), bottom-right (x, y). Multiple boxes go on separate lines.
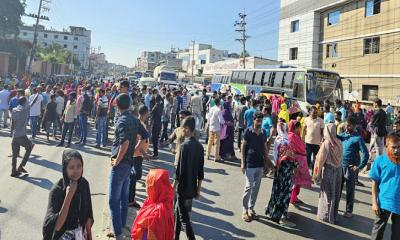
top-left (89, 52), bottom-right (106, 75)
top-left (278, 0), bottom-right (400, 104)
top-left (136, 51), bottom-right (178, 71)
top-left (177, 43), bottom-right (229, 75)
top-left (18, 25), bottom-right (91, 70)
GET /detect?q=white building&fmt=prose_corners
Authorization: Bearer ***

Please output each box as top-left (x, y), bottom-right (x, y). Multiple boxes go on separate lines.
top-left (177, 43), bottom-right (229, 75)
top-left (18, 25), bottom-right (91, 69)
top-left (136, 51), bottom-right (178, 71)
top-left (278, 0), bottom-right (343, 68)
top-left (202, 57), bottom-right (282, 76)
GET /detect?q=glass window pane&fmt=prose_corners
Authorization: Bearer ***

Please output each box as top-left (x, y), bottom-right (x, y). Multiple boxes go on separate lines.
top-left (274, 72), bottom-right (285, 88)
top-left (254, 72), bottom-right (263, 85)
top-left (366, 0), bottom-right (374, 16)
top-left (284, 72), bottom-right (294, 88)
top-left (328, 11), bottom-right (340, 25)
top-left (245, 71), bottom-right (255, 84)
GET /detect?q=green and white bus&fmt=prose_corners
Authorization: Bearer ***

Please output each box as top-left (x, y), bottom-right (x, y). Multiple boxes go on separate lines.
top-left (229, 68), bottom-right (350, 113)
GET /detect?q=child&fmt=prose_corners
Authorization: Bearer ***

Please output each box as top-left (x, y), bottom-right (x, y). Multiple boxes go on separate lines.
top-left (173, 116), bottom-right (204, 240)
top-left (131, 169), bottom-right (174, 240)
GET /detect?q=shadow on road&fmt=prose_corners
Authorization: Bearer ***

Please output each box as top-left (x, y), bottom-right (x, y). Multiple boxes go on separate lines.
top-left (19, 175), bottom-right (54, 190)
top-left (30, 154), bottom-right (62, 172)
top-left (0, 207), bottom-right (8, 213)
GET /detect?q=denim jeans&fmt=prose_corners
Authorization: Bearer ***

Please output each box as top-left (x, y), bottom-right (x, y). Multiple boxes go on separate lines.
top-left (30, 116), bottom-right (39, 138)
top-left (340, 167), bottom-right (357, 214)
top-left (60, 122), bottom-right (74, 144)
top-left (79, 115), bottom-right (88, 143)
top-left (174, 195), bottom-right (195, 240)
top-left (109, 161), bottom-right (131, 237)
top-left (129, 156), bottom-right (143, 203)
top-left (193, 112), bottom-right (203, 130)
top-left (371, 209), bottom-right (400, 240)
top-left (0, 108), bottom-right (9, 127)
top-left (96, 116), bottom-right (107, 146)
top-left (242, 167), bottom-right (263, 211)
top-left (161, 121), bottom-right (169, 142)
top-left (45, 120), bottom-right (57, 138)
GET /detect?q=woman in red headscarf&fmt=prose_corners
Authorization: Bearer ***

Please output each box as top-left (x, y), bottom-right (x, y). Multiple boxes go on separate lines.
top-left (131, 169), bottom-right (174, 240)
top-left (288, 120), bottom-right (312, 208)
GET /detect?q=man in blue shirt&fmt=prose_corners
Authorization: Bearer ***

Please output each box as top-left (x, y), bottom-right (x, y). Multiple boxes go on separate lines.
top-left (369, 133), bottom-right (400, 240)
top-left (244, 99), bottom-right (258, 130)
top-left (338, 115), bottom-right (369, 218)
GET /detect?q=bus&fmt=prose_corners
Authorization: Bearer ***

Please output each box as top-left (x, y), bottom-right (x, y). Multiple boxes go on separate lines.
top-left (193, 77), bottom-right (211, 89)
top-left (229, 68), bottom-right (350, 113)
top-left (210, 74), bottom-right (231, 93)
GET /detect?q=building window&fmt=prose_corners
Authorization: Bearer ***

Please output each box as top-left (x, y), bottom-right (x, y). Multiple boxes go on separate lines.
top-left (23, 32), bottom-right (27, 36)
top-left (289, 48), bottom-right (298, 60)
top-left (362, 85), bottom-right (378, 101)
top-left (54, 35), bottom-right (58, 39)
top-left (326, 43), bottom-right (338, 58)
top-left (43, 42), bottom-right (47, 47)
top-left (74, 36), bottom-right (78, 41)
top-left (291, 20), bottom-right (299, 32)
top-left (364, 37), bottom-right (380, 54)
top-left (63, 44), bottom-right (68, 48)
top-left (74, 45), bottom-right (78, 49)
top-left (44, 33), bottom-right (48, 38)
top-left (328, 11), bottom-right (340, 26)
top-left (64, 36), bottom-right (68, 40)
top-left (366, 0), bottom-right (381, 17)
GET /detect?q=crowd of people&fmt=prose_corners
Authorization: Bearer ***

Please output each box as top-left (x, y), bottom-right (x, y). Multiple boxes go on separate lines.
top-left (0, 74), bottom-right (399, 240)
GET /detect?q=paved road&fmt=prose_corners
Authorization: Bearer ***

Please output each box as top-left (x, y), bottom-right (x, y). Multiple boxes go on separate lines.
top-left (0, 125), bottom-right (393, 240)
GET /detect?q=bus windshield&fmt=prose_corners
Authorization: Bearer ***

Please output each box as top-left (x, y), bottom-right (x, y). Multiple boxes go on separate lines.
top-left (160, 72), bottom-right (176, 81)
top-left (306, 71), bottom-right (340, 104)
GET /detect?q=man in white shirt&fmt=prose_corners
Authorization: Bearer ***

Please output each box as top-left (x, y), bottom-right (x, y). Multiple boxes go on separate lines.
top-left (29, 87), bottom-right (43, 139)
top-left (0, 85), bottom-right (11, 128)
top-left (55, 90), bottom-right (65, 135)
top-left (206, 98), bottom-right (224, 162)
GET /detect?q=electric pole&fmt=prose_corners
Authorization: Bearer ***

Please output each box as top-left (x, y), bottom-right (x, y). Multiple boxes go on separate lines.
top-left (26, 0), bottom-right (51, 74)
top-left (191, 40), bottom-right (195, 82)
top-left (235, 11), bottom-right (249, 69)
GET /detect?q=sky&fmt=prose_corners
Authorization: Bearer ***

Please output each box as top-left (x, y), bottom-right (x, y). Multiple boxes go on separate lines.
top-left (22, 0), bottom-right (281, 67)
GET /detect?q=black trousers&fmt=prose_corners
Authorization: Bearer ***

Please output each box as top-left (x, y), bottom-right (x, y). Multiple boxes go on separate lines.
top-left (306, 143), bottom-right (320, 170)
top-left (12, 136), bottom-right (33, 171)
top-left (174, 195), bottom-right (195, 240)
top-left (161, 121), bottom-right (169, 142)
top-left (151, 123), bottom-right (162, 156)
top-left (129, 156), bottom-right (143, 203)
top-left (371, 209), bottom-right (400, 240)
top-left (237, 127), bottom-right (244, 149)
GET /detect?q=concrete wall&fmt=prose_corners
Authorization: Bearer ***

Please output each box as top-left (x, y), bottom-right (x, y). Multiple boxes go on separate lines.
top-left (320, 0), bottom-right (400, 104)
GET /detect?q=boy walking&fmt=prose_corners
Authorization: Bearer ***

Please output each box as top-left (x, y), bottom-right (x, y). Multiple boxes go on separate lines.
top-left (173, 116), bottom-right (204, 240)
top-left (369, 133), bottom-right (400, 240)
top-left (241, 111), bottom-right (270, 222)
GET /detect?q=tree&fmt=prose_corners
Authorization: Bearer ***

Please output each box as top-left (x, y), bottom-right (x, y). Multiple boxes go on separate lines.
top-left (35, 43), bottom-right (70, 64)
top-left (0, 0), bottom-right (25, 38)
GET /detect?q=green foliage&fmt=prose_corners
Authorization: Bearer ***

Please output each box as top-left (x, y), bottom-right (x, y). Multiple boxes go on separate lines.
top-left (0, 0), bottom-right (25, 38)
top-left (35, 43), bottom-right (73, 64)
top-left (240, 50), bottom-right (250, 58)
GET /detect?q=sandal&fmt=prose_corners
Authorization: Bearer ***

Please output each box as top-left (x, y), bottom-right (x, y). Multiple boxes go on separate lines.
top-left (249, 209), bottom-right (259, 220)
top-left (279, 219), bottom-right (296, 228)
top-left (242, 212), bottom-right (252, 222)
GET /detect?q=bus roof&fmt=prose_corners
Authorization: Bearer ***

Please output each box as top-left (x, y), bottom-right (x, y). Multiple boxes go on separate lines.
top-left (231, 68), bottom-right (340, 75)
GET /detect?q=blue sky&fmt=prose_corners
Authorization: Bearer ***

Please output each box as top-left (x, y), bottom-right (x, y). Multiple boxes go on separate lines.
top-left (23, 0), bottom-right (281, 67)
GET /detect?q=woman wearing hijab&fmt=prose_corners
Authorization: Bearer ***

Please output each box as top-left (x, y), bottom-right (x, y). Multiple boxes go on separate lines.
top-left (219, 97), bottom-right (236, 161)
top-left (131, 169), bottom-right (174, 240)
top-left (313, 123), bottom-right (343, 224)
top-left (43, 150), bottom-right (93, 240)
top-left (288, 120), bottom-right (312, 207)
top-left (265, 119), bottom-right (298, 227)
top-left (278, 103), bottom-right (289, 124)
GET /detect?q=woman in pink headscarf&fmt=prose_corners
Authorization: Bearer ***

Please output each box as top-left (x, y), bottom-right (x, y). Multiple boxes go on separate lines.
top-left (288, 120), bottom-right (312, 207)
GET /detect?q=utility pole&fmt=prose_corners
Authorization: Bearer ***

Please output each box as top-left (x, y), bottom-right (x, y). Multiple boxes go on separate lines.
top-left (191, 40), bottom-right (195, 82)
top-left (26, 0), bottom-right (51, 74)
top-left (235, 11), bottom-right (249, 69)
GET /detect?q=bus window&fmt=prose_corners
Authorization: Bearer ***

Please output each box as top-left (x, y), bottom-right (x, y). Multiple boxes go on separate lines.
top-left (232, 72), bottom-right (239, 83)
top-left (238, 71), bottom-right (246, 84)
top-left (293, 82), bottom-right (305, 101)
top-left (245, 71), bottom-right (255, 85)
top-left (274, 72), bottom-right (285, 88)
top-left (263, 72), bottom-right (271, 86)
top-left (284, 72), bottom-right (294, 88)
top-left (254, 72), bottom-right (264, 85)
top-left (269, 72), bottom-right (276, 86)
